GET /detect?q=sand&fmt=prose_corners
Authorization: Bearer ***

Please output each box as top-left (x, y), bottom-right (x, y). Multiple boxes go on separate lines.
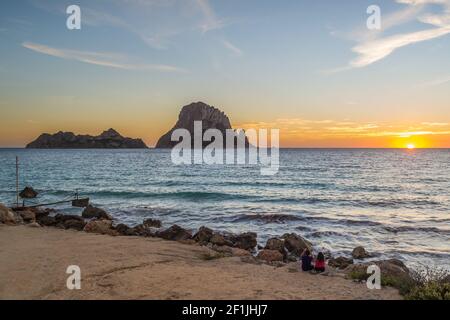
top-left (0, 224), bottom-right (401, 300)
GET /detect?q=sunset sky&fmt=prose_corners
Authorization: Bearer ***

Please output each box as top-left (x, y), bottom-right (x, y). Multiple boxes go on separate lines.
top-left (0, 0), bottom-right (449, 148)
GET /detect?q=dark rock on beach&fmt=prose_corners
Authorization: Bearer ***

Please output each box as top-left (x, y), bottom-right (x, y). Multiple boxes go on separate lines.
top-left (155, 102), bottom-right (249, 149)
top-left (18, 210), bottom-right (36, 223)
top-left (0, 203), bottom-right (20, 225)
top-left (328, 256), bottom-right (354, 269)
top-left (352, 246), bottom-right (370, 259)
top-left (82, 205), bottom-right (112, 220)
top-left (345, 259), bottom-right (412, 284)
top-left (64, 219), bottom-right (86, 231)
top-left (84, 219), bottom-right (119, 236)
top-left (210, 233), bottom-right (229, 246)
top-left (115, 223), bottom-right (132, 235)
top-left (55, 214), bottom-right (84, 223)
top-left (157, 225), bottom-right (192, 241)
top-left (143, 218), bottom-right (162, 229)
top-left (257, 249), bottom-right (284, 263)
top-left (264, 238), bottom-right (285, 254)
top-left (26, 128), bottom-right (147, 149)
top-left (193, 226), bottom-right (214, 245)
top-left (31, 207), bottom-right (53, 220)
top-left (281, 233), bottom-right (312, 256)
top-left (37, 215), bottom-right (57, 226)
top-left (226, 232), bottom-right (257, 251)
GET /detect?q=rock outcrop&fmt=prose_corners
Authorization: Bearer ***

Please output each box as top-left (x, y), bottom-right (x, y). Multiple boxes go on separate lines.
top-left (26, 128), bottom-right (147, 149)
top-left (83, 219), bottom-right (118, 236)
top-left (82, 205), bottom-right (112, 220)
top-left (0, 204), bottom-right (18, 225)
top-left (155, 102), bottom-right (248, 148)
top-left (281, 233), bottom-right (312, 256)
top-left (257, 249), bottom-right (284, 263)
top-left (156, 225), bottom-right (192, 241)
top-left (328, 256), bottom-right (354, 269)
top-left (352, 246), bottom-right (370, 259)
top-left (19, 187), bottom-right (38, 199)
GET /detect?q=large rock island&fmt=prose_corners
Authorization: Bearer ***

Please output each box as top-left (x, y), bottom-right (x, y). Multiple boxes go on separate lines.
top-left (156, 101), bottom-right (246, 148)
top-left (26, 128), bottom-right (147, 149)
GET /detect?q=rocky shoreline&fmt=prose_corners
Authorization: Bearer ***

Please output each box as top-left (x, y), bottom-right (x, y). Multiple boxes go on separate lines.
top-left (0, 202), bottom-right (415, 294)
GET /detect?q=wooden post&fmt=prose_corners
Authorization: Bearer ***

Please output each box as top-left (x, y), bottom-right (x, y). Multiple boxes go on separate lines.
top-left (16, 156), bottom-right (19, 207)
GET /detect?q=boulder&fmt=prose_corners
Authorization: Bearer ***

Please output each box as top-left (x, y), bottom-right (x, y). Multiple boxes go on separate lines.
top-left (19, 187), bottom-right (38, 199)
top-left (157, 225), bottom-right (192, 241)
top-left (257, 249), bottom-right (284, 263)
top-left (231, 247), bottom-right (252, 257)
top-left (143, 218), bottom-right (162, 228)
top-left (210, 233), bottom-right (228, 246)
top-left (0, 204), bottom-right (18, 225)
top-left (55, 214), bottom-right (84, 223)
top-left (328, 256), bottom-right (354, 269)
top-left (130, 224), bottom-right (156, 237)
top-left (19, 210), bottom-right (36, 223)
top-left (30, 207), bottom-right (53, 219)
top-left (375, 259), bottom-right (410, 277)
top-left (264, 238), bottom-right (285, 253)
top-left (281, 233), bottom-right (312, 256)
top-left (115, 223), bottom-right (132, 235)
top-left (345, 259), bottom-right (412, 284)
top-left (64, 219), bottom-right (86, 231)
top-left (37, 215), bottom-right (57, 226)
top-left (352, 246), bottom-right (370, 259)
top-left (193, 226), bottom-right (214, 245)
top-left (83, 219), bottom-right (119, 236)
top-left (228, 232), bottom-right (257, 251)
top-left (82, 205), bottom-right (112, 220)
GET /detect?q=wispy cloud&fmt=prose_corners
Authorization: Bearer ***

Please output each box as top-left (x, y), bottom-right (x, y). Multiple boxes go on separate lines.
top-left (333, 0), bottom-right (450, 70)
top-left (351, 26), bottom-right (450, 68)
top-left (417, 75), bottom-right (450, 87)
top-left (22, 42), bottom-right (187, 73)
top-left (195, 0), bottom-right (226, 33)
top-left (221, 40), bottom-right (243, 56)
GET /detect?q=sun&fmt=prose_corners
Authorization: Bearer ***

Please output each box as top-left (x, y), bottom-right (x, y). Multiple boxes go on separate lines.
top-left (406, 143), bottom-right (416, 149)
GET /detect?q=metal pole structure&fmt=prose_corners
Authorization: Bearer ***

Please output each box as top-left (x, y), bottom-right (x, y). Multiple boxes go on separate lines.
top-left (16, 156), bottom-right (19, 207)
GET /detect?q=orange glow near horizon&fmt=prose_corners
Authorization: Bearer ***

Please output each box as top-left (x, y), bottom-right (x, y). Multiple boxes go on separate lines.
top-left (1, 115), bottom-right (450, 148)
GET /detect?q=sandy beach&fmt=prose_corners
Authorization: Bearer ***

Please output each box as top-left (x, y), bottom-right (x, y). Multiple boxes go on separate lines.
top-left (0, 224), bottom-right (401, 300)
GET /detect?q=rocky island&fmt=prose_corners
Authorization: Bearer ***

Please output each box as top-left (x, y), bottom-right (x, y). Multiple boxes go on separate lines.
top-left (156, 101), bottom-right (247, 148)
top-left (26, 128), bottom-right (147, 149)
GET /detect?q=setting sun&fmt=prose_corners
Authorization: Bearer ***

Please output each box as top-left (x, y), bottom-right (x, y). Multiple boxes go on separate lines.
top-left (407, 144), bottom-right (416, 149)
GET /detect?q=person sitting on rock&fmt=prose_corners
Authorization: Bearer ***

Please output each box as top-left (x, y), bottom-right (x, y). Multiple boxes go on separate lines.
top-left (314, 252), bottom-right (326, 273)
top-left (301, 248), bottom-right (314, 271)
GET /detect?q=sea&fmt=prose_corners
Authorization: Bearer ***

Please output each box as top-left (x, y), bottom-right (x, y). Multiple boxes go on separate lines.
top-left (0, 148), bottom-right (448, 270)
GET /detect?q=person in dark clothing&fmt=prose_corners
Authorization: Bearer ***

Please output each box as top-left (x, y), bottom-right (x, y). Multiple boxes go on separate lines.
top-left (300, 249), bottom-right (314, 271)
top-left (314, 252), bottom-right (326, 273)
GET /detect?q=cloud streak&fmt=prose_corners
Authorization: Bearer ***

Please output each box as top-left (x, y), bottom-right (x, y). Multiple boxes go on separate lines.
top-left (195, 0), bottom-right (225, 33)
top-left (221, 40), bottom-right (243, 56)
top-left (22, 42), bottom-right (187, 73)
top-left (337, 0), bottom-right (450, 70)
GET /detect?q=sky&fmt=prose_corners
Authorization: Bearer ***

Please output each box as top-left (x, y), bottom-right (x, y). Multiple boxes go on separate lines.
top-left (0, 0), bottom-right (449, 148)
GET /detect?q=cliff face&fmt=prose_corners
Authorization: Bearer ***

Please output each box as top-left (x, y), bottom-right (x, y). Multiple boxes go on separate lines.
top-left (26, 129), bottom-right (148, 149)
top-left (156, 102), bottom-right (245, 148)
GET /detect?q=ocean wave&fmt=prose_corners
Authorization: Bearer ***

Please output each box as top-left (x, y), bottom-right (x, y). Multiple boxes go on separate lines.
top-left (229, 213), bottom-right (304, 223)
top-left (77, 190), bottom-right (260, 201)
top-left (252, 196), bottom-right (442, 209)
top-left (382, 225), bottom-right (450, 235)
top-left (306, 230), bottom-right (347, 238)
